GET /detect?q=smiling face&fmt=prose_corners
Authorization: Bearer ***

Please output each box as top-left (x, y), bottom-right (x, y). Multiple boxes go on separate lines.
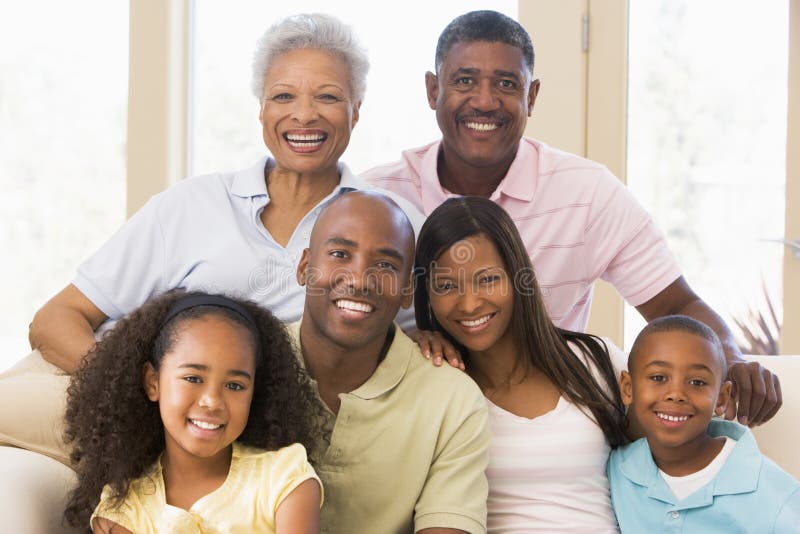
top-left (427, 234), bottom-right (514, 354)
top-left (426, 40), bottom-right (539, 174)
top-left (144, 315), bottom-right (256, 465)
top-left (297, 193), bottom-right (415, 352)
top-left (259, 48), bottom-right (359, 177)
top-left (620, 331), bottom-right (731, 456)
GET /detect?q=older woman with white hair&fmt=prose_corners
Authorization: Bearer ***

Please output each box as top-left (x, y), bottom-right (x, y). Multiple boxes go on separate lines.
top-left (0, 14), bottom-right (424, 532)
top-left (27, 13), bottom-right (422, 375)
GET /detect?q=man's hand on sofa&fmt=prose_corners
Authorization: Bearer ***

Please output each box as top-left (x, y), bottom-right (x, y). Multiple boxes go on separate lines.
top-left (725, 359), bottom-right (783, 427)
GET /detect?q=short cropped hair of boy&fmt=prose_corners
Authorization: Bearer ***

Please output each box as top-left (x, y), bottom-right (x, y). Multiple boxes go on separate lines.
top-left (608, 315), bottom-right (800, 533)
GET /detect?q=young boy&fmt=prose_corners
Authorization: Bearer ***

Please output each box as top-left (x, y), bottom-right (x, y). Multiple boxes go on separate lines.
top-left (608, 315), bottom-right (800, 533)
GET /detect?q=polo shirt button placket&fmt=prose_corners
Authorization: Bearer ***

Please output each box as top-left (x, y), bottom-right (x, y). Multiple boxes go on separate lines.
top-left (671, 511), bottom-right (679, 519)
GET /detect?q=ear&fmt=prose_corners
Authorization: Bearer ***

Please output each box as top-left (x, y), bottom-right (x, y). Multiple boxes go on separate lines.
top-left (296, 248), bottom-right (311, 286)
top-left (619, 370), bottom-right (634, 407)
top-left (527, 79), bottom-right (540, 117)
top-left (351, 101), bottom-right (361, 128)
top-left (143, 362), bottom-right (160, 402)
top-left (258, 98), bottom-right (265, 125)
top-left (425, 71), bottom-right (439, 110)
top-left (715, 380), bottom-right (733, 416)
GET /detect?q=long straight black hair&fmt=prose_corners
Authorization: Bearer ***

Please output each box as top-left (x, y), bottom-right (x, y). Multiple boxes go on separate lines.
top-left (415, 197), bottom-right (627, 447)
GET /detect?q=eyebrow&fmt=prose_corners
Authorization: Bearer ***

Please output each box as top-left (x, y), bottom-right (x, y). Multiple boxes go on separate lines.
top-left (178, 363), bottom-right (252, 380)
top-left (448, 67), bottom-right (521, 81)
top-left (325, 236), bottom-right (358, 248)
top-left (687, 363), bottom-right (715, 373)
top-left (268, 83), bottom-right (345, 92)
top-left (642, 360), bottom-right (714, 374)
top-left (643, 360), bottom-right (672, 369)
top-left (449, 67), bottom-right (480, 78)
top-left (377, 247), bottom-right (405, 263)
top-left (494, 69), bottom-right (521, 80)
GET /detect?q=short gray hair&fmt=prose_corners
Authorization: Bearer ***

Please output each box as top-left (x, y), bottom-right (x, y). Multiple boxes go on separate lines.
top-left (251, 13), bottom-right (369, 103)
top-left (436, 10), bottom-right (534, 77)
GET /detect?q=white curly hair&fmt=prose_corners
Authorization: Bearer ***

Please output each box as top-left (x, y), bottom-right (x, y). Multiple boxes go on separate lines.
top-left (251, 13), bottom-right (369, 104)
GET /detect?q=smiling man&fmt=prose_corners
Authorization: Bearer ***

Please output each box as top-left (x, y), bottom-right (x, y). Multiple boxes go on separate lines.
top-left (292, 191), bottom-right (490, 534)
top-left (363, 9), bottom-right (781, 428)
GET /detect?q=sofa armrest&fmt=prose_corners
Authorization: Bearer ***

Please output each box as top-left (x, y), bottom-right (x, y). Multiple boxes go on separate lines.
top-left (0, 446), bottom-right (80, 533)
top-left (746, 355), bottom-right (800, 479)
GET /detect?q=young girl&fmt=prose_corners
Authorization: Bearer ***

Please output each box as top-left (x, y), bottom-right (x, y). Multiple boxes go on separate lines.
top-left (415, 197), bottom-right (628, 533)
top-left (63, 290), bottom-right (325, 533)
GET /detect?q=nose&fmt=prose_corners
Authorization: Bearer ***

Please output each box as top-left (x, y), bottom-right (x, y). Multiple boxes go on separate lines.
top-left (456, 286), bottom-right (483, 315)
top-left (291, 95), bottom-right (320, 124)
top-left (470, 80), bottom-right (500, 112)
top-left (664, 385), bottom-right (687, 403)
top-left (337, 258), bottom-right (377, 294)
top-left (198, 386), bottom-right (224, 411)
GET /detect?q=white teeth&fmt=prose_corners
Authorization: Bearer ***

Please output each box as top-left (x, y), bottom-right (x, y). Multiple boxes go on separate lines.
top-left (286, 133), bottom-right (326, 142)
top-left (465, 122), bottom-right (499, 132)
top-left (656, 412), bottom-right (690, 422)
top-left (335, 299), bottom-right (374, 313)
top-left (459, 314), bottom-right (493, 327)
top-left (191, 419), bottom-right (222, 430)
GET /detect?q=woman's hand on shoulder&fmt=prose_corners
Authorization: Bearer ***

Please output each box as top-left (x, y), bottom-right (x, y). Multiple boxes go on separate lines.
top-left (407, 329), bottom-right (465, 371)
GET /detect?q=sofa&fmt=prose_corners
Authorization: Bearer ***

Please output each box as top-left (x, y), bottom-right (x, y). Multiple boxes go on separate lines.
top-left (0, 354), bottom-right (798, 532)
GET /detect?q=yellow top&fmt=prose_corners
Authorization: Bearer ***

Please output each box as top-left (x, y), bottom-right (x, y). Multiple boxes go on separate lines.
top-left (91, 442), bottom-right (321, 533)
top-left (289, 322), bottom-right (490, 534)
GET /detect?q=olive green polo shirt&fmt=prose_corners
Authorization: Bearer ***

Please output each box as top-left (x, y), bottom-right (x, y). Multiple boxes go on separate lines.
top-left (288, 322), bottom-right (490, 533)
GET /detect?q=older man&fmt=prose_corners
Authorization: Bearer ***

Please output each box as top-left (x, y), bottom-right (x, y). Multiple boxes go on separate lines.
top-left (292, 190), bottom-right (489, 533)
top-left (363, 10), bottom-right (781, 427)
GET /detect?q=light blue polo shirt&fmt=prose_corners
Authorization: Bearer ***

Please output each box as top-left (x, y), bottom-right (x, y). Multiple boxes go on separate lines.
top-left (74, 156), bottom-right (424, 332)
top-left (608, 420), bottom-right (800, 533)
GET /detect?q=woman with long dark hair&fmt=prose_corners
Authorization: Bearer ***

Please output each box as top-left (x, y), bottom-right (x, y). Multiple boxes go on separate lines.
top-left (415, 196), bottom-right (627, 533)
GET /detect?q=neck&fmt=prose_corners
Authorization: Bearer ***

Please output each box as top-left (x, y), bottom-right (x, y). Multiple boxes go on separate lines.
top-left (299, 320), bottom-right (393, 399)
top-left (650, 433), bottom-right (726, 477)
top-left (437, 144), bottom-right (514, 197)
top-left (466, 332), bottom-right (526, 392)
top-left (266, 164), bottom-right (340, 208)
top-left (161, 442), bottom-right (232, 488)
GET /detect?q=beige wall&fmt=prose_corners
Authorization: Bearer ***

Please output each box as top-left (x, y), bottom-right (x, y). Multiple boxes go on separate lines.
top-left (519, 1), bottom-right (627, 346)
top-left (782, 0), bottom-right (800, 353)
top-left (127, 0), bottom-right (189, 216)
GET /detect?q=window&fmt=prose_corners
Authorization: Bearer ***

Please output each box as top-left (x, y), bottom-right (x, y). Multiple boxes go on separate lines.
top-left (624, 0), bottom-right (789, 351)
top-left (0, 2), bottom-right (128, 370)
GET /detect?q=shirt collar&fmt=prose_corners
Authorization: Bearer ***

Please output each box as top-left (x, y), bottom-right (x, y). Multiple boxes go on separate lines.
top-left (230, 156), bottom-right (270, 198)
top-left (349, 325), bottom-right (414, 399)
top-left (287, 320), bottom-right (413, 401)
top-left (705, 419), bottom-right (761, 495)
top-left (418, 138), bottom-right (540, 214)
top-left (618, 419), bottom-right (761, 507)
top-left (230, 156), bottom-right (366, 199)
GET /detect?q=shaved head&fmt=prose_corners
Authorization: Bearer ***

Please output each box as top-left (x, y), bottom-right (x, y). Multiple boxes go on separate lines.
top-left (311, 191), bottom-right (415, 260)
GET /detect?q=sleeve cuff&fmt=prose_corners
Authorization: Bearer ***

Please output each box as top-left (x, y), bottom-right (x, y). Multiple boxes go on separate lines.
top-left (414, 511), bottom-right (486, 533)
top-left (72, 273), bottom-right (124, 319)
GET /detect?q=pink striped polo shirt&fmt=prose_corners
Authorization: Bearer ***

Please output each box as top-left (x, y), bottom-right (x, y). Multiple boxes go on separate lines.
top-left (362, 138), bottom-right (681, 331)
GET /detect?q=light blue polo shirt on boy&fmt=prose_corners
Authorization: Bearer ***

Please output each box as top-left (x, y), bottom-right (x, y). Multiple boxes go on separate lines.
top-left (608, 420), bottom-right (800, 533)
top-left (74, 156), bottom-right (424, 331)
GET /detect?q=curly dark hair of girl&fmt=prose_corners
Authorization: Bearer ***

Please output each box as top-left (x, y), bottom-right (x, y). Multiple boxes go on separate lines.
top-left (62, 289), bottom-right (326, 529)
top-left (414, 197), bottom-right (628, 448)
